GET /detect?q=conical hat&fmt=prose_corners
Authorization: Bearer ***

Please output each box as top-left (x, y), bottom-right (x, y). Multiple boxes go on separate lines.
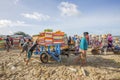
top-left (102, 34), bottom-right (106, 38)
top-left (92, 34), bottom-right (95, 38)
top-left (115, 37), bottom-right (119, 41)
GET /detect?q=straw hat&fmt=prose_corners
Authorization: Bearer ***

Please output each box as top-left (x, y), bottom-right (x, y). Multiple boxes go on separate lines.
top-left (115, 37), bottom-right (119, 41)
top-left (76, 35), bottom-right (79, 39)
top-left (102, 34), bottom-right (106, 38)
top-left (92, 34), bottom-right (95, 38)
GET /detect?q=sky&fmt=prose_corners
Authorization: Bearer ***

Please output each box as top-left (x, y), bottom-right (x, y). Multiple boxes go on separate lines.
top-left (0, 0), bottom-right (120, 36)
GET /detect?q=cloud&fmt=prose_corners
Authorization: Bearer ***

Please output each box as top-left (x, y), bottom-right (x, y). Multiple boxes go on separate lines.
top-left (14, 0), bottom-right (20, 5)
top-left (58, 2), bottom-right (80, 16)
top-left (0, 19), bottom-right (25, 28)
top-left (78, 15), bottom-right (120, 27)
top-left (0, 20), bottom-right (12, 27)
top-left (9, 30), bottom-right (13, 35)
top-left (21, 12), bottom-right (50, 21)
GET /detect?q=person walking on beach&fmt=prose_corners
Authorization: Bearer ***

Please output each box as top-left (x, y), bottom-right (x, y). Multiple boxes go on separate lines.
top-left (9, 36), bottom-right (14, 48)
top-left (5, 35), bottom-right (11, 52)
top-left (20, 39), bottom-right (31, 56)
top-left (75, 36), bottom-right (80, 55)
top-left (107, 34), bottom-right (113, 51)
top-left (74, 32), bottom-right (89, 66)
top-left (24, 40), bottom-right (39, 65)
top-left (101, 35), bottom-right (108, 54)
top-left (19, 37), bottom-right (25, 47)
top-left (68, 36), bottom-right (72, 46)
top-left (80, 32), bottom-right (89, 65)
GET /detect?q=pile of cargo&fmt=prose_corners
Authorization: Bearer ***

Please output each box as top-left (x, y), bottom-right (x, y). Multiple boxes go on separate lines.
top-left (44, 29), bottom-right (53, 46)
top-left (38, 33), bottom-right (45, 45)
top-left (53, 31), bottom-right (64, 44)
top-left (53, 31), bottom-right (68, 49)
top-left (33, 29), bottom-right (68, 49)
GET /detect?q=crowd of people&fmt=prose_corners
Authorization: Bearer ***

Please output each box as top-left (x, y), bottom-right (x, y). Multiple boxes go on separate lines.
top-left (4, 36), bottom-right (32, 52)
top-left (69, 33), bottom-right (120, 54)
top-left (2, 33), bottom-right (120, 65)
top-left (67, 33), bottom-right (120, 65)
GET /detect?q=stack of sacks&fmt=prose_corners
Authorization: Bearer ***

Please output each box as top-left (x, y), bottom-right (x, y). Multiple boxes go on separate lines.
top-left (53, 30), bottom-right (64, 44)
top-left (35, 29), bottom-right (67, 49)
top-left (32, 35), bottom-right (39, 42)
top-left (38, 32), bottom-right (45, 45)
top-left (44, 29), bottom-right (53, 46)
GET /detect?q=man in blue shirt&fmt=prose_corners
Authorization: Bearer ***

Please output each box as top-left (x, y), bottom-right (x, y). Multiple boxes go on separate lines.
top-left (74, 32), bottom-right (89, 66)
top-left (80, 32), bottom-right (89, 65)
top-left (80, 35), bottom-right (88, 50)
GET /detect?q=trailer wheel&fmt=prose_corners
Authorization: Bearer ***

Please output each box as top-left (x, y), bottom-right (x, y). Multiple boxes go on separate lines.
top-left (40, 53), bottom-right (48, 63)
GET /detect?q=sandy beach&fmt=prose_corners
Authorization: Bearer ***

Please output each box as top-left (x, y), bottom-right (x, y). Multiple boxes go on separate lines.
top-left (0, 49), bottom-right (120, 80)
